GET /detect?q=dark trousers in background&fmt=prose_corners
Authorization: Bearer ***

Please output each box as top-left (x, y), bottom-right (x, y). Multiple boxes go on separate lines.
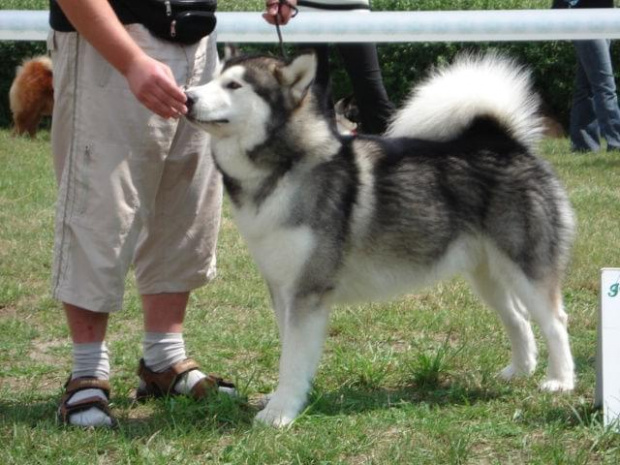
top-left (570, 39), bottom-right (620, 152)
top-left (310, 42), bottom-right (395, 135)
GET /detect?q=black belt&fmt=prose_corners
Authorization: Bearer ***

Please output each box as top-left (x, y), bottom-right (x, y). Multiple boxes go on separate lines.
top-left (49, 0), bottom-right (138, 32)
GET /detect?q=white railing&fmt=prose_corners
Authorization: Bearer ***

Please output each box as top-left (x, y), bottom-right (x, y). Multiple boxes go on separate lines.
top-left (2, 9), bottom-right (620, 43)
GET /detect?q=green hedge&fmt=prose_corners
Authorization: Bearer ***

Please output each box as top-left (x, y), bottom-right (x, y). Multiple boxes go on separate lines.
top-left (0, 0), bottom-right (617, 129)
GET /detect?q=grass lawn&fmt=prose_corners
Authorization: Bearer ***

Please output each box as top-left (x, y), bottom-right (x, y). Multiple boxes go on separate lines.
top-left (1, 129), bottom-right (620, 463)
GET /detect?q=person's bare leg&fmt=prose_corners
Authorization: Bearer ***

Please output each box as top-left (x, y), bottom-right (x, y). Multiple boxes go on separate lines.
top-left (142, 292), bottom-right (188, 333)
top-left (65, 303), bottom-right (109, 342)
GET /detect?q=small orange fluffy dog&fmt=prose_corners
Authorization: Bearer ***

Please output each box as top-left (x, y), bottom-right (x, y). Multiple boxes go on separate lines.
top-left (9, 55), bottom-right (54, 137)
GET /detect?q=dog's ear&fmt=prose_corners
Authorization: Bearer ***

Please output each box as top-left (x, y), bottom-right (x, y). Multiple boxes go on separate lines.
top-left (275, 52), bottom-right (316, 105)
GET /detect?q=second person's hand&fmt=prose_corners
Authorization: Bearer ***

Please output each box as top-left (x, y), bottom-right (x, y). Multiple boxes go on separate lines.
top-left (262, 0), bottom-right (298, 26)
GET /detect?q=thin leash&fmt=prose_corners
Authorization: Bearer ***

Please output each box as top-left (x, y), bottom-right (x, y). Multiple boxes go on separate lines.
top-left (273, 0), bottom-right (299, 59)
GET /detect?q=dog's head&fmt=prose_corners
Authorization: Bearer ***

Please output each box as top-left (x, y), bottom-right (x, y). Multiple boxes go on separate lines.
top-left (185, 53), bottom-right (317, 146)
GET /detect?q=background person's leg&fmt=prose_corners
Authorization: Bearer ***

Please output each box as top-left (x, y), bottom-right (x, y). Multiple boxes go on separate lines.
top-left (337, 42), bottom-right (395, 134)
top-left (573, 39), bottom-right (620, 151)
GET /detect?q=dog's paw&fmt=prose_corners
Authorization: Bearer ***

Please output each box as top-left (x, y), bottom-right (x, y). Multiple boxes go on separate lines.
top-left (254, 405), bottom-right (297, 427)
top-left (498, 363), bottom-right (535, 381)
top-left (253, 388), bottom-right (306, 427)
top-left (539, 378), bottom-right (574, 392)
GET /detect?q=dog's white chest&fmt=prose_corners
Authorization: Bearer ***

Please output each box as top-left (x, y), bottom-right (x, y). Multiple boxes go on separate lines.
top-left (233, 188), bottom-right (316, 288)
top-left (244, 225), bottom-right (316, 288)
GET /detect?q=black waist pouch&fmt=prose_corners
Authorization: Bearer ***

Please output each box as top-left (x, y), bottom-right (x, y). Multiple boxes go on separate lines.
top-left (122, 0), bottom-right (217, 44)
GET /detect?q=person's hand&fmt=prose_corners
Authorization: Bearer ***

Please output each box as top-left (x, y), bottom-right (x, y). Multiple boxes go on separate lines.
top-left (123, 54), bottom-right (187, 119)
top-left (262, 0), bottom-right (298, 26)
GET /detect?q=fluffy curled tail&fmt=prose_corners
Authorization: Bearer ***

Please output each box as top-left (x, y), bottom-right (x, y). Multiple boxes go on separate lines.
top-left (386, 53), bottom-right (542, 152)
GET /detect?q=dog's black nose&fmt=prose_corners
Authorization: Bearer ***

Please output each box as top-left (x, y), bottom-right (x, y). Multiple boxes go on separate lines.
top-left (185, 91), bottom-right (196, 113)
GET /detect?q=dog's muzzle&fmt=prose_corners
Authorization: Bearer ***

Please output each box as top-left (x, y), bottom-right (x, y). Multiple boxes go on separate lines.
top-left (183, 91), bottom-right (229, 124)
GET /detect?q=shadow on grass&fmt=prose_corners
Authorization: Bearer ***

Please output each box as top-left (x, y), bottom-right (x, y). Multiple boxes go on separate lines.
top-left (114, 393), bottom-right (256, 437)
top-left (1, 381), bottom-right (501, 433)
top-left (0, 392), bottom-right (255, 437)
top-left (1, 376), bottom-right (601, 433)
top-left (305, 374), bottom-right (602, 431)
top-left (306, 379), bottom-right (510, 418)
top-left (0, 398), bottom-right (57, 429)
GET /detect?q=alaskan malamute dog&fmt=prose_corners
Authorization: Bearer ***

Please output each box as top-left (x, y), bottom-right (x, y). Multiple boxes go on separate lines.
top-left (185, 52), bottom-right (576, 427)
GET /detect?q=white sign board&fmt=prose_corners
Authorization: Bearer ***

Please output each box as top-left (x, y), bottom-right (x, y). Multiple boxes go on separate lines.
top-left (596, 268), bottom-right (620, 427)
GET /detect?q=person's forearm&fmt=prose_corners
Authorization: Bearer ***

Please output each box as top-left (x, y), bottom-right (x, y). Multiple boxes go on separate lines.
top-left (56, 0), bottom-right (145, 76)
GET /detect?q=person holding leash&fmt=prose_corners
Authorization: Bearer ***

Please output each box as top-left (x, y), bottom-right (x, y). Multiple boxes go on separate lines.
top-left (263, 0), bottom-right (395, 135)
top-left (48, 0), bottom-right (234, 428)
top-left (552, 0), bottom-right (620, 152)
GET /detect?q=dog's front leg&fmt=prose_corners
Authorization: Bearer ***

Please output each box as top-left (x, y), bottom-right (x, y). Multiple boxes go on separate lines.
top-left (255, 295), bottom-right (330, 427)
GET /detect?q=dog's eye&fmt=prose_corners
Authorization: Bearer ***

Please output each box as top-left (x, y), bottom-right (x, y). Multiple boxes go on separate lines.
top-left (226, 81), bottom-right (242, 90)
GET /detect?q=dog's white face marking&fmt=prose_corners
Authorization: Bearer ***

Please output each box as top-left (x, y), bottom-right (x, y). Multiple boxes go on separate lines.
top-left (185, 65), bottom-right (273, 183)
top-left (185, 65), bottom-right (270, 147)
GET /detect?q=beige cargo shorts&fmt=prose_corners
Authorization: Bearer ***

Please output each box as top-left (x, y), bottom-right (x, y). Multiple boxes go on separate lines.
top-left (48, 25), bottom-right (222, 313)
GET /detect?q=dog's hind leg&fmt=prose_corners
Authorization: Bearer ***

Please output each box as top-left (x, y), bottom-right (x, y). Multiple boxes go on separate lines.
top-left (255, 294), bottom-right (330, 427)
top-left (467, 265), bottom-right (538, 381)
top-left (512, 274), bottom-right (575, 392)
top-left (13, 109), bottom-right (42, 138)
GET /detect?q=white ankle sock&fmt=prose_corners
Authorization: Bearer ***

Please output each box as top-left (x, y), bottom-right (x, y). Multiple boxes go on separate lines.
top-left (142, 332), bottom-right (187, 373)
top-left (67, 342), bottom-right (113, 427)
top-left (72, 342), bottom-right (110, 379)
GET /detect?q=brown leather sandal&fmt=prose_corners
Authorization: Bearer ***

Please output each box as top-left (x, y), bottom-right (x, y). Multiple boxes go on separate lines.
top-left (57, 377), bottom-right (116, 427)
top-left (135, 358), bottom-right (236, 401)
